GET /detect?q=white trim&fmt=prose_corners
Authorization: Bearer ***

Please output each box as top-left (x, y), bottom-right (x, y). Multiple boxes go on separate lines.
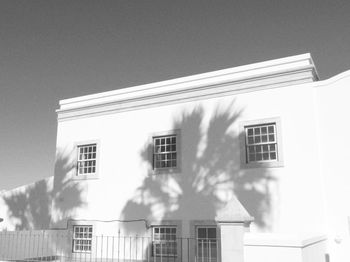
top-left (149, 129), bottom-right (182, 175)
top-left (239, 117), bottom-right (284, 169)
top-left (73, 140), bottom-right (100, 180)
top-left (57, 54), bottom-right (318, 121)
top-left (244, 233), bottom-right (327, 248)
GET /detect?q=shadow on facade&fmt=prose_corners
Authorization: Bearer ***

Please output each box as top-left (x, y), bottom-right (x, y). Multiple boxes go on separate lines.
top-left (121, 104), bottom-right (275, 234)
top-left (2, 148), bottom-right (86, 230)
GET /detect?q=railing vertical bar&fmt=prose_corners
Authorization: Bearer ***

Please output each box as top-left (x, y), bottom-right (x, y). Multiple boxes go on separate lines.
top-left (34, 232), bottom-right (38, 262)
top-left (41, 231), bottom-right (45, 261)
top-left (9, 232), bottom-right (12, 261)
top-left (209, 240), bottom-right (211, 262)
top-left (112, 236), bottom-right (115, 262)
top-left (7, 232), bottom-right (10, 261)
top-left (135, 235), bottom-right (138, 261)
top-left (141, 236), bottom-right (144, 262)
top-left (3, 231), bottom-right (6, 261)
top-left (58, 233), bottom-right (62, 262)
top-left (0, 231), bottom-right (2, 260)
top-left (0, 232), bottom-right (2, 260)
top-left (95, 236), bottom-right (98, 262)
top-left (188, 238), bottom-right (190, 262)
top-left (106, 236), bottom-right (109, 262)
top-left (129, 236), bottom-right (131, 262)
top-left (3, 231), bottom-right (5, 261)
top-left (5, 231), bottom-right (8, 261)
top-left (117, 230), bottom-right (120, 262)
top-left (90, 235), bottom-right (93, 262)
top-left (37, 232), bottom-right (41, 261)
top-left (117, 232), bottom-right (120, 262)
top-left (123, 236), bottom-right (126, 262)
top-left (10, 231), bottom-right (14, 261)
top-left (147, 237), bottom-right (150, 262)
top-left (46, 231), bottom-right (50, 262)
top-left (30, 231), bottom-right (34, 261)
top-left (54, 232), bottom-right (58, 262)
top-left (202, 240), bottom-right (205, 262)
top-left (216, 239), bottom-right (219, 262)
top-left (101, 235), bottom-right (104, 262)
top-left (85, 234), bottom-right (88, 262)
top-left (15, 231), bottom-right (19, 261)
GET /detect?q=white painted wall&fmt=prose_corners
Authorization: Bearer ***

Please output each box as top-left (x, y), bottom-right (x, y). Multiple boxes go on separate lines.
top-left (244, 233), bottom-right (327, 262)
top-left (53, 78), bottom-right (327, 236)
top-left (0, 177), bottom-right (53, 231)
top-left (2, 54), bottom-right (350, 261)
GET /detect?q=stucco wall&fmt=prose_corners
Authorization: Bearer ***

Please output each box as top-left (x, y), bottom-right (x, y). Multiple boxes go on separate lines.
top-left (0, 177), bottom-right (53, 231)
top-left (316, 72), bottom-right (350, 261)
top-left (53, 79), bottom-right (326, 236)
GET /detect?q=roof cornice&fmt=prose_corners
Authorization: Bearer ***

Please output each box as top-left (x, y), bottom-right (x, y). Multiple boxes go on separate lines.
top-left (57, 53), bottom-right (318, 121)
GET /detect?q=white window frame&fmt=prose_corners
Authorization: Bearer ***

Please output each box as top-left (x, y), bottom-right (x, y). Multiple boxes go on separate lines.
top-left (72, 225), bottom-right (93, 253)
top-left (239, 117), bottom-right (284, 168)
top-left (74, 140), bottom-right (100, 180)
top-left (196, 226), bottom-right (219, 262)
top-left (150, 130), bottom-right (181, 174)
top-left (152, 226), bottom-right (178, 257)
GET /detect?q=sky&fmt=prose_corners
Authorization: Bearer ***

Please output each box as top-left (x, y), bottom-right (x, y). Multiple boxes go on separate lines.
top-left (1, 0), bottom-right (350, 190)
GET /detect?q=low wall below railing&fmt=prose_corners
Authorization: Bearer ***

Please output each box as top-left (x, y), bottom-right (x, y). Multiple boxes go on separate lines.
top-left (244, 233), bottom-right (327, 262)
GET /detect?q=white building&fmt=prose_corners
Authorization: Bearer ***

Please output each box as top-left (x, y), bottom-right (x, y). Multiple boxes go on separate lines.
top-left (1, 53), bottom-right (349, 262)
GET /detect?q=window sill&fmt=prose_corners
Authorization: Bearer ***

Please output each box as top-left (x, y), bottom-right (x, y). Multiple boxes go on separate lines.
top-left (152, 167), bottom-right (181, 175)
top-left (72, 174), bottom-right (99, 180)
top-left (242, 160), bottom-right (284, 169)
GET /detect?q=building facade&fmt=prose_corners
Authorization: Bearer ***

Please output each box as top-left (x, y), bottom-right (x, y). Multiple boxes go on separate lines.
top-left (1, 53), bottom-right (350, 262)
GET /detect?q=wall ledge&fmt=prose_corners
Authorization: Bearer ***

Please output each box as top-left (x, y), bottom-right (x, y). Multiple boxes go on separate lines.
top-left (57, 53), bottom-right (318, 121)
top-left (244, 233), bottom-right (327, 248)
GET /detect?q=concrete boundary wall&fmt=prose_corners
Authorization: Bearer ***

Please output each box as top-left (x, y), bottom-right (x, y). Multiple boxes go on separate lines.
top-left (244, 233), bottom-right (327, 262)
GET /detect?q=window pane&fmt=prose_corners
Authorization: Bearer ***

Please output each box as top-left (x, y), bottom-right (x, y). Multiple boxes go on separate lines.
top-left (247, 128), bottom-right (253, 136)
top-left (256, 153), bottom-right (262, 161)
top-left (270, 152), bottom-right (277, 159)
top-left (256, 145), bottom-right (262, 152)
top-left (248, 136), bottom-right (254, 144)
top-left (153, 134), bottom-right (178, 170)
top-left (263, 153), bottom-right (269, 160)
top-left (254, 136), bottom-right (261, 143)
top-left (207, 228), bottom-right (216, 239)
top-left (198, 228), bottom-right (206, 238)
top-left (249, 154), bottom-right (256, 162)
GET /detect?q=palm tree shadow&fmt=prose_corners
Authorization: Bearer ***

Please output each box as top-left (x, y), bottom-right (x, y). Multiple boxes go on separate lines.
top-left (1, 147), bottom-right (87, 257)
top-left (121, 103), bottom-right (275, 233)
top-left (1, 148), bottom-right (86, 230)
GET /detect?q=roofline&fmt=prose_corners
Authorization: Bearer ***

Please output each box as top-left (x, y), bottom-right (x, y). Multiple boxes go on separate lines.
top-left (57, 53), bottom-right (318, 121)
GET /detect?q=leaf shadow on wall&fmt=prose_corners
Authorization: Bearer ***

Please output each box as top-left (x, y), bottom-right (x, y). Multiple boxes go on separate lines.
top-left (1, 149), bottom-right (87, 257)
top-left (121, 104), bottom-right (275, 234)
top-left (2, 149), bottom-right (86, 231)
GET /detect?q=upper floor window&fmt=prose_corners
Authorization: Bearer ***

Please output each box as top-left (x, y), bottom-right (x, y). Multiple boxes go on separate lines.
top-left (77, 144), bottom-right (97, 175)
top-left (245, 124), bottom-right (277, 162)
top-left (153, 135), bottom-right (177, 169)
top-left (152, 131), bottom-right (180, 173)
top-left (240, 118), bottom-right (283, 168)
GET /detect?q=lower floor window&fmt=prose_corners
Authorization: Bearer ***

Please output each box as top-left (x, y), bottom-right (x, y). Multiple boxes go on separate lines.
top-left (152, 226), bottom-right (177, 257)
top-left (73, 225), bottom-right (93, 252)
top-left (197, 227), bottom-right (218, 262)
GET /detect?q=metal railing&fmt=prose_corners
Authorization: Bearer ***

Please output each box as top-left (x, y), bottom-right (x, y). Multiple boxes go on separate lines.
top-left (0, 230), bottom-right (220, 262)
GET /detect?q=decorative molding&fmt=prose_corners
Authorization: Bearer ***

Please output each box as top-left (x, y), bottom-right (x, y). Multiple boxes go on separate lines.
top-left (57, 54), bottom-right (318, 121)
